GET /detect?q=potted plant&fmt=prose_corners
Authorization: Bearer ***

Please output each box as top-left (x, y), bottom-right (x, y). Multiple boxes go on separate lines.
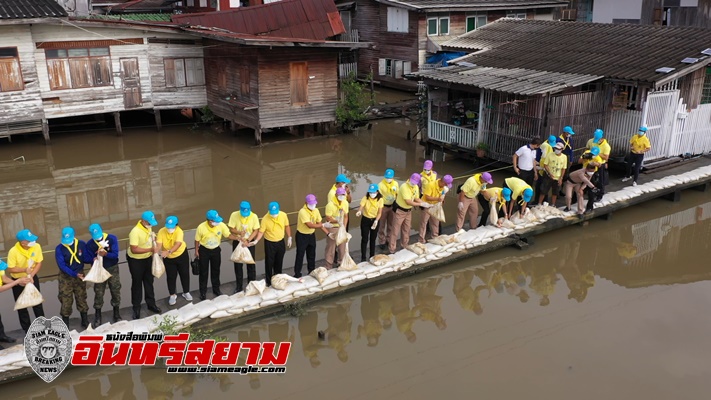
top-left (475, 142), bottom-right (489, 158)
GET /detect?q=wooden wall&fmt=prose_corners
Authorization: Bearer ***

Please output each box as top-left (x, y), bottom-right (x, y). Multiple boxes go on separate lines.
top-left (148, 41), bottom-right (208, 110)
top-left (0, 25), bottom-right (44, 126)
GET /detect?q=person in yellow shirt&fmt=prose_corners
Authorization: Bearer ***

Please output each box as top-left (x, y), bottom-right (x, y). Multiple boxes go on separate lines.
top-left (456, 172), bottom-right (493, 231)
top-left (0, 260), bottom-right (32, 344)
top-left (324, 187), bottom-right (350, 269)
top-left (6, 229), bottom-right (46, 333)
top-left (538, 142), bottom-right (568, 206)
top-left (622, 126), bottom-right (652, 186)
top-left (503, 177), bottom-right (534, 217)
top-left (228, 201), bottom-right (260, 292)
top-left (420, 160), bottom-right (438, 195)
top-left (536, 135), bottom-right (557, 203)
top-left (389, 173), bottom-right (430, 254)
top-left (579, 145), bottom-right (603, 171)
top-left (250, 202), bottom-right (292, 286)
top-left (478, 186), bottom-right (508, 227)
top-left (195, 209), bottom-right (240, 299)
top-left (156, 216), bottom-right (190, 306)
top-left (328, 174), bottom-right (353, 236)
top-left (356, 184), bottom-right (384, 261)
top-left (419, 175), bottom-right (452, 243)
top-left (586, 129), bottom-right (612, 194)
top-left (294, 194), bottom-right (331, 278)
top-left (377, 169), bottom-right (399, 249)
top-left (127, 211), bottom-right (161, 319)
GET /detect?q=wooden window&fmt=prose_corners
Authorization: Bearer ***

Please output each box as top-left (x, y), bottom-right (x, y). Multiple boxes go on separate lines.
top-left (427, 14), bottom-right (450, 36)
top-left (165, 58), bottom-right (205, 87)
top-left (290, 62), bottom-right (308, 106)
top-left (466, 13), bottom-right (487, 32)
top-left (387, 7), bottom-right (408, 32)
top-left (0, 47), bottom-right (23, 92)
top-left (45, 47), bottom-right (111, 90)
top-left (379, 58), bottom-right (410, 79)
top-left (506, 12), bottom-right (527, 19)
top-left (240, 65), bottom-right (250, 97)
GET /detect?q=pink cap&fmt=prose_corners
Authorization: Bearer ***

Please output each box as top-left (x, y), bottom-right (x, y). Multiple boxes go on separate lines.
top-left (336, 187), bottom-right (347, 195)
top-left (442, 174), bottom-right (453, 187)
top-left (305, 194), bottom-right (317, 205)
top-left (423, 160), bottom-right (433, 170)
top-left (409, 173), bottom-right (421, 185)
top-left (481, 172), bottom-right (493, 184)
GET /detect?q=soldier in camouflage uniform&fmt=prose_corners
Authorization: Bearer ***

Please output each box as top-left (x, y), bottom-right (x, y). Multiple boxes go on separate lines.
top-left (86, 223), bottom-right (122, 326)
top-left (55, 227), bottom-right (89, 328)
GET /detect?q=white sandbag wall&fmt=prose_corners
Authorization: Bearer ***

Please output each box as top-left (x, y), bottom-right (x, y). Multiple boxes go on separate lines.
top-left (1, 165), bottom-right (711, 373)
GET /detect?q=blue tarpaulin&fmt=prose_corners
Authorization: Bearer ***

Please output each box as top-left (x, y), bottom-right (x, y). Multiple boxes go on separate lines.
top-left (426, 52), bottom-right (467, 67)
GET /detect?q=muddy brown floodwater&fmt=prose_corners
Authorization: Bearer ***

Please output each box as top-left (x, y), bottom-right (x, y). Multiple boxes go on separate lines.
top-left (2, 100), bottom-right (711, 398)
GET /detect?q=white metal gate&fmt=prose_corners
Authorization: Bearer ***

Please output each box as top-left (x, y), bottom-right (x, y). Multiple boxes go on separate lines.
top-left (641, 90), bottom-right (679, 161)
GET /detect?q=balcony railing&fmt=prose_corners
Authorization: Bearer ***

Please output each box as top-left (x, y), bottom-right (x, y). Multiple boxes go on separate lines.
top-left (337, 29), bottom-right (359, 42)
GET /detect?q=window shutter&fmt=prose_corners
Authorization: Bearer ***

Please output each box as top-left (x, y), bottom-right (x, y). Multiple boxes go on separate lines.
top-left (164, 59), bottom-right (176, 87)
top-left (403, 61), bottom-right (411, 76)
top-left (394, 60), bottom-right (403, 78)
top-left (0, 59), bottom-right (23, 91)
top-left (47, 58), bottom-right (71, 90)
top-left (175, 59), bottom-right (186, 87)
top-left (378, 58), bottom-right (386, 75)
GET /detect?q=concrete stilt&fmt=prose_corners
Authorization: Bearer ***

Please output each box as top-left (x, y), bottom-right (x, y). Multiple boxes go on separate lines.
top-left (114, 112), bottom-right (123, 136)
top-left (692, 182), bottom-right (709, 192)
top-left (663, 189), bottom-right (681, 202)
top-left (254, 128), bottom-right (262, 146)
top-left (41, 119), bottom-right (50, 144)
top-left (601, 212), bottom-right (613, 220)
top-left (154, 109), bottom-right (162, 131)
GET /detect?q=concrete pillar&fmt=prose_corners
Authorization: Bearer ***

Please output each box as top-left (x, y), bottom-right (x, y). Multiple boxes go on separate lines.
top-left (41, 119), bottom-right (50, 144)
top-left (114, 112), bottom-right (122, 136)
top-left (254, 128), bottom-right (262, 146)
top-left (154, 109), bottom-right (162, 131)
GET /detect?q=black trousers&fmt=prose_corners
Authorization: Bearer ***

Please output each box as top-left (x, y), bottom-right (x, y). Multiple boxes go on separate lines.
top-left (626, 152), bottom-right (644, 183)
top-left (293, 232), bottom-right (316, 278)
top-left (232, 240), bottom-right (257, 288)
top-left (477, 193), bottom-right (504, 227)
top-left (164, 251), bottom-right (190, 295)
top-left (519, 168), bottom-right (535, 187)
top-left (127, 254), bottom-right (156, 311)
top-left (264, 239), bottom-right (285, 286)
top-left (11, 274), bottom-right (44, 333)
top-left (360, 216), bottom-right (378, 261)
top-left (198, 245), bottom-right (222, 295)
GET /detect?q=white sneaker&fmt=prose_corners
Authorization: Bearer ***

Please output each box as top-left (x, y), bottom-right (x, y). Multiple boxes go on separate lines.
top-left (621, 177), bottom-right (631, 182)
top-left (632, 181), bottom-right (637, 187)
top-left (169, 294), bottom-right (177, 306)
top-left (182, 292), bottom-right (193, 301)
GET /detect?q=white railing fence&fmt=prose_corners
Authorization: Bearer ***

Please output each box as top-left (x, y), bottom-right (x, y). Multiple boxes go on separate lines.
top-left (668, 100), bottom-right (711, 157)
top-left (604, 108), bottom-right (643, 158)
top-left (428, 120), bottom-right (478, 149)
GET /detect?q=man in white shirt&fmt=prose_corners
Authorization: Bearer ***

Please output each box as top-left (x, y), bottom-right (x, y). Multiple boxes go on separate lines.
top-left (513, 138), bottom-right (541, 188)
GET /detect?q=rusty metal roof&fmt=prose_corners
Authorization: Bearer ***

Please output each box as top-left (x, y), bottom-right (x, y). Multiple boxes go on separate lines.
top-left (443, 19), bottom-right (711, 85)
top-left (0, 0), bottom-right (67, 19)
top-left (374, 0), bottom-right (568, 11)
top-left (415, 65), bottom-right (602, 95)
top-left (171, 0), bottom-right (345, 40)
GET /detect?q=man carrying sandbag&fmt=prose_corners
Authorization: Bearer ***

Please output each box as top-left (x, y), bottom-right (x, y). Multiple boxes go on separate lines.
top-left (323, 187), bottom-right (349, 269)
top-left (127, 211), bottom-right (162, 320)
top-left (228, 201), bottom-right (260, 293)
top-left (0, 260), bottom-right (31, 345)
top-left (377, 169), bottom-right (399, 249)
top-left (389, 173), bottom-right (430, 254)
top-left (250, 202), bottom-right (292, 286)
top-left (456, 172), bottom-right (493, 231)
top-left (418, 175), bottom-right (452, 243)
top-left (195, 210), bottom-right (241, 300)
top-left (86, 223), bottom-right (121, 326)
top-left (6, 229), bottom-right (45, 333)
top-left (294, 194), bottom-right (331, 278)
top-left (55, 227), bottom-right (90, 328)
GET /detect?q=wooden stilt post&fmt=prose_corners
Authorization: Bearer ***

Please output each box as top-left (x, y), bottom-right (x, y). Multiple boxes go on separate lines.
top-left (154, 109), bottom-right (162, 131)
top-left (230, 120), bottom-right (237, 133)
top-left (41, 119), bottom-right (50, 144)
top-left (114, 112), bottom-right (122, 136)
top-left (254, 127), bottom-right (262, 146)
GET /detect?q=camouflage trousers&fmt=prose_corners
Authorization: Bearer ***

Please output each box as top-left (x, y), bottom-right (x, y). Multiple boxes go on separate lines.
top-left (93, 264), bottom-right (121, 309)
top-left (58, 271), bottom-right (89, 317)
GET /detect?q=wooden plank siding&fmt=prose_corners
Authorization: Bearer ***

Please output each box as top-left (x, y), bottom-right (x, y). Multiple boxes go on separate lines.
top-left (0, 25), bottom-right (44, 127)
top-left (148, 42), bottom-right (208, 109)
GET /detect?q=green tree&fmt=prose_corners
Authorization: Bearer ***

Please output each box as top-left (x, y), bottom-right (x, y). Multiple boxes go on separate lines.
top-left (336, 72), bottom-right (370, 132)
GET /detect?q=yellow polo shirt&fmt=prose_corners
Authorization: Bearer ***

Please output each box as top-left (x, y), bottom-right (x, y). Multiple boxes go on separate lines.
top-left (586, 139), bottom-right (611, 161)
top-left (128, 221), bottom-right (153, 259)
top-left (420, 170), bottom-right (437, 191)
top-left (325, 200), bottom-right (349, 228)
top-left (461, 174), bottom-right (485, 198)
top-left (7, 242), bottom-right (44, 278)
top-left (378, 179), bottom-right (399, 206)
top-left (630, 134), bottom-right (651, 154)
top-left (156, 227), bottom-right (186, 259)
top-left (580, 151), bottom-right (604, 171)
top-left (0, 270), bottom-right (4, 286)
top-left (395, 181), bottom-right (419, 210)
top-left (297, 206), bottom-right (322, 235)
top-left (542, 152), bottom-right (568, 180)
top-left (422, 180), bottom-right (444, 205)
top-left (504, 177), bottom-right (532, 201)
top-left (195, 221), bottom-right (230, 250)
top-left (227, 211), bottom-right (260, 239)
top-left (538, 142), bottom-right (553, 176)
top-left (259, 211), bottom-right (290, 242)
top-left (360, 196), bottom-right (384, 218)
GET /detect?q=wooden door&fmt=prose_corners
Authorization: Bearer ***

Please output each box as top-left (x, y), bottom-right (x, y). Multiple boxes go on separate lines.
top-left (121, 58), bottom-right (142, 109)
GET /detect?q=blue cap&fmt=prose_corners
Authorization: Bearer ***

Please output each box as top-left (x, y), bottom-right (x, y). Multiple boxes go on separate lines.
top-left (593, 129), bottom-right (604, 142)
top-left (384, 169), bottom-right (395, 179)
top-left (206, 210), bottom-right (223, 223)
top-left (547, 135), bottom-right (556, 146)
top-left (639, 126), bottom-right (648, 133)
top-left (502, 188), bottom-right (512, 202)
top-left (269, 202), bottom-right (280, 215)
top-left (240, 201), bottom-right (251, 217)
top-left (16, 229), bottom-right (38, 242)
top-left (523, 188), bottom-right (534, 203)
top-left (61, 227), bottom-right (75, 245)
top-left (563, 126), bottom-right (574, 135)
top-left (0, 260), bottom-right (7, 271)
top-left (141, 210), bottom-right (158, 226)
top-left (368, 183), bottom-right (378, 193)
top-left (335, 174), bottom-right (351, 184)
top-left (590, 146), bottom-right (600, 156)
top-left (165, 216), bottom-right (178, 229)
top-left (88, 223), bottom-right (103, 241)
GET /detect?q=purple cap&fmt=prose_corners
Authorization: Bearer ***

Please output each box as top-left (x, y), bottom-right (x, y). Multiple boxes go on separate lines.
top-left (442, 175), bottom-right (453, 187)
top-left (336, 187), bottom-right (347, 196)
top-left (481, 172), bottom-right (493, 184)
top-left (423, 160), bottom-right (433, 170)
top-left (305, 194), bottom-right (317, 205)
top-left (409, 173), bottom-right (421, 185)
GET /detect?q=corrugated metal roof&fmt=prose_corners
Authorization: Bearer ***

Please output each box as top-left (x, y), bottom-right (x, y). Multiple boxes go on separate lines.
top-left (415, 65), bottom-right (602, 95)
top-left (88, 13), bottom-right (172, 21)
top-left (0, 0), bottom-right (67, 19)
top-left (171, 0), bottom-right (345, 40)
top-left (376, 0), bottom-right (567, 11)
top-left (443, 19), bottom-right (711, 84)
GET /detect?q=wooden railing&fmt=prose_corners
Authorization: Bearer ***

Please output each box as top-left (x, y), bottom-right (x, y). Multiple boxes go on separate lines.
top-left (337, 29), bottom-right (359, 42)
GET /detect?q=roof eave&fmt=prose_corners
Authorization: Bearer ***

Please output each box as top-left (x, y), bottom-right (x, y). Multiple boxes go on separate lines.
top-left (418, 3), bottom-right (568, 12)
top-left (372, 0), bottom-right (420, 11)
top-left (0, 17), bottom-right (67, 25)
top-left (654, 57), bottom-right (711, 88)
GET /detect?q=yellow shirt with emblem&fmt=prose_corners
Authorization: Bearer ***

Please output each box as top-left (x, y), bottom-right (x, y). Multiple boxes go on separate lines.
top-left (128, 221), bottom-right (153, 259)
top-left (297, 206), bottom-right (322, 235)
top-left (541, 152), bottom-right (568, 180)
top-left (395, 181), bottom-right (419, 210)
top-left (538, 142), bottom-right (553, 175)
top-left (630, 134), bottom-right (651, 154)
top-left (195, 221), bottom-right (230, 250)
top-left (259, 211), bottom-right (290, 242)
top-left (504, 177), bottom-right (532, 201)
top-left (7, 242), bottom-right (44, 278)
top-left (325, 200), bottom-right (349, 227)
top-left (360, 196), bottom-right (384, 218)
top-left (422, 180), bottom-right (444, 205)
top-left (156, 227), bottom-right (186, 258)
top-left (461, 174), bottom-right (485, 198)
top-left (480, 186), bottom-right (504, 203)
top-left (327, 184), bottom-right (348, 205)
top-left (580, 152), bottom-right (604, 171)
top-left (378, 179), bottom-right (399, 205)
top-left (586, 138), bottom-right (611, 160)
top-left (420, 170), bottom-right (437, 192)
top-left (227, 211), bottom-right (260, 239)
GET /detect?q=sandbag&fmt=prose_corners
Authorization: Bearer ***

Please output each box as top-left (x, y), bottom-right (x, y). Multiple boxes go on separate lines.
top-left (151, 254), bottom-right (166, 279)
top-left (406, 243), bottom-right (427, 255)
top-left (488, 201), bottom-right (498, 226)
top-left (211, 295), bottom-right (234, 311)
top-left (428, 236), bottom-right (449, 246)
top-left (195, 301), bottom-right (219, 319)
top-left (14, 282), bottom-right (44, 310)
top-left (335, 223), bottom-right (351, 246)
top-left (83, 256), bottom-right (112, 284)
top-left (260, 288), bottom-right (279, 301)
top-left (498, 218), bottom-right (515, 229)
top-left (369, 254), bottom-right (392, 267)
top-left (271, 274), bottom-right (302, 290)
top-left (427, 202), bottom-right (446, 223)
top-left (337, 252), bottom-right (359, 271)
top-left (230, 242), bottom-right (255, 264)
top-left (310, 267), bottom-right (329, 285)
top-left (210, 310), bottom-right (231, 319)
top-left (176, 304), bottom-right (200, 324)
top-left (245, 280), bottom-right (267, 296)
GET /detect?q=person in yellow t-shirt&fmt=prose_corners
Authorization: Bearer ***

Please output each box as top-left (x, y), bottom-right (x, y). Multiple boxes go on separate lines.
top-left (539, 142), bottom-right (568, 206)
top-left (0, 260), bottom-right (31, 343)
top-left (579, 145), bottom-right (604, 171)
top-left (457, 172), bottom-right (493, 231)
top-left (420, 160), bottom-right (438, 196)
top-left (356, 184), bottom-right (384, 262)
top-left (228, 201), bottom-right (261, 293)
top-left (377, 169), bottom-right (399, 248)
top-left (419, 175), bottom-right (452, 244)
top-left (503, 177), bottom-right (534, 217)
top-left (194, 209), bottom-right (240, 299)
top-left (478, 186), bottom-right (509, 227)
top-left (251, 202), bottom-right (292, 286)
top-left (622, 126), bottom-right (652, 186)
top-left (156, 216), bottom-right (190, 306)
top-left (6, 228), bottom-right (46, 333)
top-left (586, 129), bottom-right (612, 194)
top-left (324, 187), bottom-right (350, 269)
top-left (389, 173), bottom-right (430, 254)
top-left (127, 210), bottom-right (161, 319)
top-left (294, 194), bottom-right (331, 278)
